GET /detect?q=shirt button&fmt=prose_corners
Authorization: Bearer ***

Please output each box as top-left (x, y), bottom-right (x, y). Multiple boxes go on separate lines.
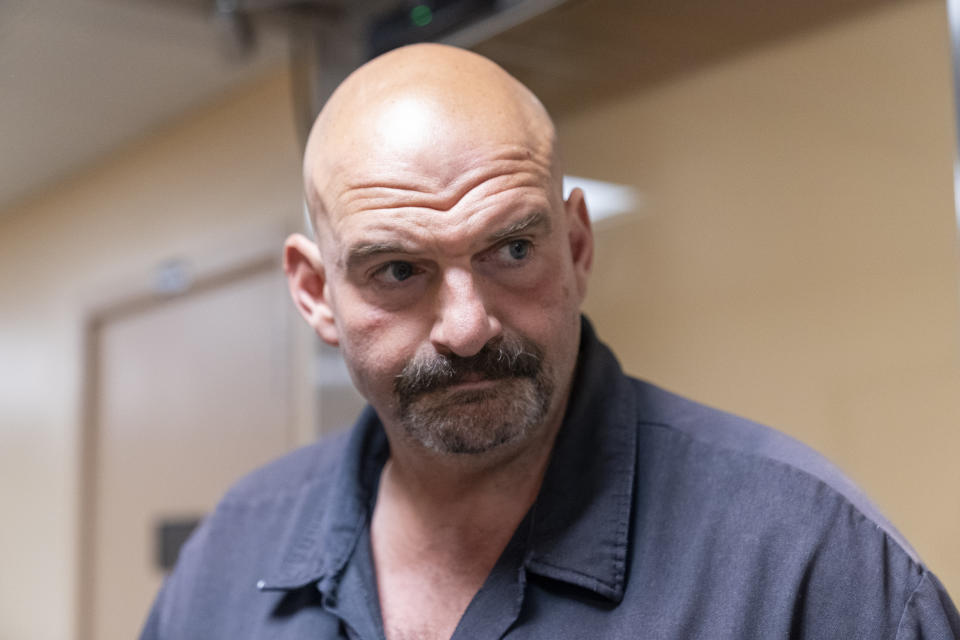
top-left (256, 580), bottom-right (266, 590)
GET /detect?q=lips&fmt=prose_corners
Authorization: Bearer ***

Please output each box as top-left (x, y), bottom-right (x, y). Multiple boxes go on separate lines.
top-left (424, 373), bottom-right (501, 397)
top-left (445, 376), bottom-right (499, 391)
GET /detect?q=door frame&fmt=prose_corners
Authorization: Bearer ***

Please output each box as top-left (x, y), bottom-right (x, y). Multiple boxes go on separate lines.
top-left (75, 250), bottom-right (311, 640)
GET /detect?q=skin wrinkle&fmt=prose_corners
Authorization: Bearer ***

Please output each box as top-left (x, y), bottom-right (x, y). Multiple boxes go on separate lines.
top-left (303, 47), bottom-right (559, 231)
top-left (342, 196), bottom-right (548, 250)
top-left (333, 155), bottom-right (553, 221)
top-left (334, 185), bottom-right (554, 273)
top-left (485, 211), bottom-right (551, 242)
top-left (337, 173), bottom-right (548, 218)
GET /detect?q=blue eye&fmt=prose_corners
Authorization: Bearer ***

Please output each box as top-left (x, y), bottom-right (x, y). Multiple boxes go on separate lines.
top-left (371, 260), bottom-right (419, 285)
top-left (505, 240), bottom-right (530, 261)
top-left (386, 261), bottom-right (414, 281)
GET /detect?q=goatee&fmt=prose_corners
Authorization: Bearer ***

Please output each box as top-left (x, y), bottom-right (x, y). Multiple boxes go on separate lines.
top-left (393, 334), bottom-right (553, 454)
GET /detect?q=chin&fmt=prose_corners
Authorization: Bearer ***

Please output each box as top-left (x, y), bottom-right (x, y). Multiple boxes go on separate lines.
top-left (400, 376), bottom-right (551, 456)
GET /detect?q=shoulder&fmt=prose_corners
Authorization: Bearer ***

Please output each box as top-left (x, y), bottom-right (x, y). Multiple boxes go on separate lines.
top-left (177, 427), bottom-right (354, 572)
top-left (629, 376), bottom-right (919, 559)
top-left (181, 427), bottom-right (354, 581)
top-left (620, 378), bottom-right (960, 635)
top-left (218, 427), bottom-right (352, 507)
top-left (144, 428), bottom-right (356, 636)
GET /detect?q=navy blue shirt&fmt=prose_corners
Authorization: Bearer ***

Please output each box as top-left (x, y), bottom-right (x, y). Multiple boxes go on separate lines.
top-left (142, 319), bottom-right (960, 638)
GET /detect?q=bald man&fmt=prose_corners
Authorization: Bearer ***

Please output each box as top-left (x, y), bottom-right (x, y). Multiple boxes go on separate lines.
top-left (141, 44), bottom-right (960, 639)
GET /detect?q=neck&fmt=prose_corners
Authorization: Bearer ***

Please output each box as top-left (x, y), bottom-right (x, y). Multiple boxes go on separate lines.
top-left (368, 420), bottom-right (561, 640)
top-left (371, 400), bottom-right (565, 567)
top-left (392, 416), bottom-right (558, 519)
top-left (368, 380), bottom-right (572, 640)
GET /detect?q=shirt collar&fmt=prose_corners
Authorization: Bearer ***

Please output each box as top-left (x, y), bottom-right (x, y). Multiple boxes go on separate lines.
top-left (523, 317), bottom-right (636, 603)
top-left (259, 406), bottom-right (388, 593)
top-left (260, 316), bottom-right (637, 605)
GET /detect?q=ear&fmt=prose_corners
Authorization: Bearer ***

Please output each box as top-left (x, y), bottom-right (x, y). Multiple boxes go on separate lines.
top-left (283, 233), bottom-right (339, 346)
top-left (564, 187), bottom-right (593, 299)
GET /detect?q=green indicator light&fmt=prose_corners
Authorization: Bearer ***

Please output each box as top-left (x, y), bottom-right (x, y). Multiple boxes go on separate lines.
top-left (410, 4), bottom-right (432, 27)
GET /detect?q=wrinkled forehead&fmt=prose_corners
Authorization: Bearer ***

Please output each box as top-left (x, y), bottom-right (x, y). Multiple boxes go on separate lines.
top-left (315, 148), bottom-right (559, 267)
top-left (308, 94), bottom-right (560, 228)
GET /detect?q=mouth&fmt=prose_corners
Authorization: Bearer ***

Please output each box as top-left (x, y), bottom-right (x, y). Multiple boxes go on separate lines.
top-left (414, 374), bottom-right (511, 402)
top-left (445, 377), bottom-right (500, 392)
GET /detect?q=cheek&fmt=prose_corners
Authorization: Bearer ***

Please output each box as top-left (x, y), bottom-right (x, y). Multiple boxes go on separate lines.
top-left (508, 254), bottom-right (583, 365)
top-left (497, 266), bottom-right (578, 347)
top-left (334, 293), bottom-right (427, 395)
top-left (521, 250), bottom-right (579, 313)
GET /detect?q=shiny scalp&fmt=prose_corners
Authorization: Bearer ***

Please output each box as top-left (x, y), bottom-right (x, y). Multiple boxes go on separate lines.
top-left (301, 43), bottom-right (563, 239)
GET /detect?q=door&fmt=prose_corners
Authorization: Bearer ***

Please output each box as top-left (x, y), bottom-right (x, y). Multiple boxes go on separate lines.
top-left (80, 257), bottom-right (296, 640)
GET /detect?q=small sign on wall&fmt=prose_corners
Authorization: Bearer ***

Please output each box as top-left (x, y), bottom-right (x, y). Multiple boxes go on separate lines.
top-left (155, 516), bottom-right (203, 571)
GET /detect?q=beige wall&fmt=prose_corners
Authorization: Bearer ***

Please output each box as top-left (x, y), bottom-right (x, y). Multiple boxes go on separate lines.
top-left (569, 0), bottom-right (960, 595)
top-left (1, 2), bottom-right (958, 638)
top-left (0, 68), bottom-right (303, 640)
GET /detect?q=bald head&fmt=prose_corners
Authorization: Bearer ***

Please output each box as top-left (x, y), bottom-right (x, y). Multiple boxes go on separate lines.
top-left (303, 44), bottom-right (560, 227)
top-left (285, 43), bottom-right (593, 453)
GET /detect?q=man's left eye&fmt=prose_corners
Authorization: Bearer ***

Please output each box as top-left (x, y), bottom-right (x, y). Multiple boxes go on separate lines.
top-left (500, 239), bottom-right (531, 261)
top-left (371, 260), bottom-right (420, 285)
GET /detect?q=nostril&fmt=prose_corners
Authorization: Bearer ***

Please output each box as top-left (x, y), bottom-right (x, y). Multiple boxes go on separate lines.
top-left (432, 317), bottom-right (498, 358)
top-left (430, 270), bottom-right (502, 357)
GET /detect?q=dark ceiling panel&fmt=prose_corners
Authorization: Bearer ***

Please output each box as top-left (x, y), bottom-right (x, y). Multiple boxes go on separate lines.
top-left (472, 0), bottom-right (900, 116)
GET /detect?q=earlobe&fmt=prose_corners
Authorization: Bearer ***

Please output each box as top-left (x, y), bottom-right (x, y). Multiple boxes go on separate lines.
top-left (283, 233), bottom-right (339, 346)
top-left (564, 188), bottom-right (594, 298)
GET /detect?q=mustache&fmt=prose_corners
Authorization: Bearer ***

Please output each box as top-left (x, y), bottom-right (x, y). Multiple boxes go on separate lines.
top-left (394, 335), bottom-right (543, 401)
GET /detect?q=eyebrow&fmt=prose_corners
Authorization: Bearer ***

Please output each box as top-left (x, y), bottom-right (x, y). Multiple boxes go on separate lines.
top-left (344, 242), bottom-right (413, 269)
top-left (486, 211), bottom-right (551, 243)
top-left (342, 211), bottom-right (552, 270)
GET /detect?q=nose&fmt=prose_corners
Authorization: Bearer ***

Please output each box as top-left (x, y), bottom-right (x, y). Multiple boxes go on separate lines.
top-left (429, 267), bottom-right (502, 357)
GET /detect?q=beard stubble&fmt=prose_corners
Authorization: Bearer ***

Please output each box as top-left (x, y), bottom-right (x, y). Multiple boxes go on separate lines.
top-left (393, 334), bottom-right (554, 455)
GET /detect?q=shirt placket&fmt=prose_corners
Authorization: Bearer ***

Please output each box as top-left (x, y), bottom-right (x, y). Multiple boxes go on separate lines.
top-left (321, 526), bottom-right (386, 640)
top-left (449, 513), bottom-right (531, 639)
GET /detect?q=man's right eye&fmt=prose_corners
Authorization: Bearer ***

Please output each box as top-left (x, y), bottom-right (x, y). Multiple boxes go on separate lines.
top-left (373, 261), bottom-right (416, 284)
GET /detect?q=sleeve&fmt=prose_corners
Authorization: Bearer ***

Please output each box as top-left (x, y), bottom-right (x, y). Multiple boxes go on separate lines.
top-left (137, 518), bottom-right (207, 640)
top-left (896, 571), bottom-right (960, 640)
top-left (138, 581), bottom-right (168, 640)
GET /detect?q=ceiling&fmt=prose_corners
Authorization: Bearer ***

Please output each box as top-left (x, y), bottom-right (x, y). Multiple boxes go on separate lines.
top-left (0, 0), bottom-right (288, 213)
top-left (0, 0), bottom-right (898, 215)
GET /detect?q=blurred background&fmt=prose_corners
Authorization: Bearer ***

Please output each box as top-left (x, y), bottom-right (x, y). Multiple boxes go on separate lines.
top-left (2, 0), bottom-right (959, 638)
